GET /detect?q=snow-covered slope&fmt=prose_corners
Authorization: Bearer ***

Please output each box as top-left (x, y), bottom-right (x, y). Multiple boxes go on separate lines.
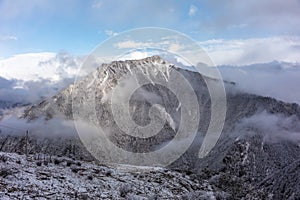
top-left (0, 152), bottom-right (222, 199)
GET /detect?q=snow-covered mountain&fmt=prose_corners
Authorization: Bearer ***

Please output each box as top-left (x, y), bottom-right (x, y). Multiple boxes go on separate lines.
top-left (1, 56), bottom-right (300, 199)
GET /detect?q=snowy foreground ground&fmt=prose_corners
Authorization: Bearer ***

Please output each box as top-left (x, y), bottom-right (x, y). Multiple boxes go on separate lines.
top-left (0, 152), bottom-right (218, 199)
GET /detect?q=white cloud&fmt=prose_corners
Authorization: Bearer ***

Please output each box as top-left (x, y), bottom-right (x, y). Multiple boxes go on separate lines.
top-left (0, 52), bottom-right (82, 82)
top-left (199, 36), bottom-right (300, 66)
top-left (120, 51), bottom-right (151, 60)
top-left (188, 5), bottom-right (197, 17)
top-left (115, 39), bottom-right (185, 53)
top-left (219, 61), bottom-right (300, 105)
top-left (236, 111), bottom-right (300, 143)
top-left (0, 76), bottom-right (74, 104)
top-left (0, 52), bottom-right (56, 81)
top-left (0, 35), bottom-right (17, 41)
top-left (168, 43), bottom-right (184, 52)
top-left (0, 52), bottom-right (84, 104)
top-left (104, 30), bottom-right (118, 37)
top-left (115, 40), bottom-right (153, 49)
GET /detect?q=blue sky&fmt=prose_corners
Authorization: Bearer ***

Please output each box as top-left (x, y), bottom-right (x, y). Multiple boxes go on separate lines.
top-left (1, 0), bottom-right (300, 58)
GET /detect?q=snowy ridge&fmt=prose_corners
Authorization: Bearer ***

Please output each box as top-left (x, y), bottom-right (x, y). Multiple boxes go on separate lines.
top-left (0, 152), bottom-right (220, 199)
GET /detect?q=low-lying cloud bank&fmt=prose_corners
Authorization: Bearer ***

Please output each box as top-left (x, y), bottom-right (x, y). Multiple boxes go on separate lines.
top-left (218, 61), bottom-right (300, 105)
top-left (199, 36), bottom-right (300, 66)
top-left (0, 76), bottom-right (74, 105)
top-left (0, 115), bottom-right (76, 137)
top-left (0, 52), bottom-right (84, 105)
top-left (0, 52), bottom-right (82, 82)
top-left (235, 111), bottom-right (300, 144)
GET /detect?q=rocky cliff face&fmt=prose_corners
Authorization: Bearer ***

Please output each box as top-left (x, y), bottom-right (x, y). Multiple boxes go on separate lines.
top-left (6, 56), bottom-right (300, 199)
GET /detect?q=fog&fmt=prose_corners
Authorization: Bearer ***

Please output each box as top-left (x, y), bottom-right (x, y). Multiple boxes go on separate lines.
top-left (235, 111), bottom-right (300, 143)
top-left (219, 61), bottom-right (300, 105)
top-left (0, 52), bottom-right (83, 105)
top-left (0, 114), bottom-right (77, 138)
top-left (0, 77), bottom-right (74, 105)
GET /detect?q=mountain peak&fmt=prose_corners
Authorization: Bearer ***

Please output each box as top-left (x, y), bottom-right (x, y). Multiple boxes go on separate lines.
top-left (127, 55), bottom-right (164, 63)
top-left (99, 55), bottom-right (174, 77)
